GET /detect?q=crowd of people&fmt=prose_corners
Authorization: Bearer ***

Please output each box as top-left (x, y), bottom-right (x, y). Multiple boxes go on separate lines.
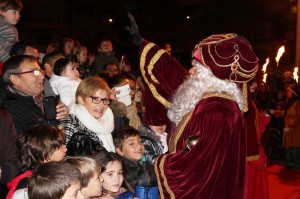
top-left (0, 0), bottom-right (300, 199)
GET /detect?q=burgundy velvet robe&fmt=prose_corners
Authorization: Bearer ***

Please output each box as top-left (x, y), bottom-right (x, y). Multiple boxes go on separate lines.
top-left (244, 100), bottom-right (259, 160)
top-left (140, 40), bottom-right (188, 126)
top-left (140, 40), bottom-right (247, 198)
top-left (155, 97), bottom-right (247, 199)
top-left (246, 101), bottom-right (270, 199)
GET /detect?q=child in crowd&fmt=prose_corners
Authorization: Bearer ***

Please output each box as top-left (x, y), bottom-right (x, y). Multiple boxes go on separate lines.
top-left (138, 124), bottom-right (166, 166)
top-left (104, 63), bottom-right (118, 77)
top-left (148, 124), bottom-right (168, 154)
top-left (41, 50), bottom-right (65, 97)
top-left (122, 72), bottom-right (144, 127)
top-left (46, 42), bottom-right (59, 53)
top-left (58, 37), bottom-right (74, 57)
top-left (94, 37), bottom-right (119, 75)
top-left (113, 126), bottom-right (157, 189)
top-left (95, 151), bottom-right (134, 199)
top-left (7, 125), bottom-right (67, 199)
top-left (0, 0), bottom-right (22, 63)
top-left (64, 156), bottom-right (103, 199)
top-left (107, 74), bottom-right (130, 131)
top-left (73, 42), bottom-right (94, 79)
top-left (122, 72), bottom-right (137, 104)
top-left (50, 57), bottom-right (81, 106)
top-left (28, 161), bottom-right (84, 199)
top-left (121, 58), bottom-right (131, 73)
top-left (133, 84), bottom-right (144, 121)
top-left (133, 71), bottom-right (146, 119)
top-left (108, 75), bottom-right (143, 130)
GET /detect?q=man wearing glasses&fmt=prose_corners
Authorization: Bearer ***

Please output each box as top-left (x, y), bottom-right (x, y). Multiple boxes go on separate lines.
top-left (0, 55), bottom-right (69, 134)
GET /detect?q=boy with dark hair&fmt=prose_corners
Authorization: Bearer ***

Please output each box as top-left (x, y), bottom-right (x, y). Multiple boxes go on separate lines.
top-left (41, 50), bottom-right (64, 97)
top-left (6, 125), bottom-right (67, 198)
top-left (28, 161), bottom-right (84, 199)
top-left (113, 125), bottom-right (140, 150)
top-left (113, 125), bottom-right (157, 189)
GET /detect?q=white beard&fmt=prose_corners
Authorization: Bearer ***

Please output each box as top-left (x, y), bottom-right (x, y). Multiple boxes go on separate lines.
top-left (167, 61), bottom-right (245, 126)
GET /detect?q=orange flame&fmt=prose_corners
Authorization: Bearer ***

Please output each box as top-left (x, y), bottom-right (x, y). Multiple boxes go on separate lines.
top-left (293, 67), bottom-right (299, 83)
top-left (275, 46), bottom-right (285, 65)
top-left (263, 74), bottom-right (268, 83)
top-left (262, 58), bottom-right (269, 73)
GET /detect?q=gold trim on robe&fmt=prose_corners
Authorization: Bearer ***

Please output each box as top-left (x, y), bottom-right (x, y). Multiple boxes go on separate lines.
top-left (155, 92), bottom-right (247, 198)
top-left (140, 42), bottom-right (170, 107)
top-left (169, 111), bottom-right (193, 153)
top-left (155, 110), bottom-right (193, 199)
top-left (155, 155), bottom-right (177, 199)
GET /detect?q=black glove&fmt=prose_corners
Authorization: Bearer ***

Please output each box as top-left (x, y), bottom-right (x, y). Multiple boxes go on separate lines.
top-left (126, 12), bottom-right (143, 47)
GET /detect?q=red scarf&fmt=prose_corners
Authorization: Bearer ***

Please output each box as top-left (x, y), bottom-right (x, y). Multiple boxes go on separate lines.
top-left (6, 170), bottom-right (32, 199)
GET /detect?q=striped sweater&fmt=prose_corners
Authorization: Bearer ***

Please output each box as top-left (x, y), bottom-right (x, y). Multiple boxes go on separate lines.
top-left (0, 15), bottom-right (19, 62)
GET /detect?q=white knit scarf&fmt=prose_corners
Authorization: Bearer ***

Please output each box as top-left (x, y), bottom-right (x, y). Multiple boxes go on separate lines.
top-left (69, 103), bottom-right (115, 152)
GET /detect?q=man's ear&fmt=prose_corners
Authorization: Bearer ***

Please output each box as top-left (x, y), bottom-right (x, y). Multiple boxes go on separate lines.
top-left (115, 147), bottom-right (124, 156)
top-left (9, 75), bottom-right (19, 86)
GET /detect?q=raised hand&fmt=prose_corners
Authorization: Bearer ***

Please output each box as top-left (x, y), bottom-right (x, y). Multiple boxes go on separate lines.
top-left (126, 12), bottom-right (143, 47)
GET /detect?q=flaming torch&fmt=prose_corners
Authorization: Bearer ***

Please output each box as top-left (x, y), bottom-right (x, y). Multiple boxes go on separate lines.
top-left (263, 74), bottom-right (268, 84)
top-left (275, 46), bottom-right (285, 66)
top-left (267, 46), bottom-right (286, 114)
top-left (293, 67), bottom-right (299, 83)
top-left (262, 58), bottom-right (269, 83)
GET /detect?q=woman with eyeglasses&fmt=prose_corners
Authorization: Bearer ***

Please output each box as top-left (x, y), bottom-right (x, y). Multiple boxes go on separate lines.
top-left (60, 77), bottom-right (115, 154)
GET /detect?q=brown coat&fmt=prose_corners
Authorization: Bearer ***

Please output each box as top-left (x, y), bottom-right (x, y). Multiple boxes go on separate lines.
top-left (284, 101), bottom-right (300, 148)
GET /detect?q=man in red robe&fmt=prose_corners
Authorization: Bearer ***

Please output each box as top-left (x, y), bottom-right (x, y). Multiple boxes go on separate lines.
top-left (127, 14), bottom-right (259, 199)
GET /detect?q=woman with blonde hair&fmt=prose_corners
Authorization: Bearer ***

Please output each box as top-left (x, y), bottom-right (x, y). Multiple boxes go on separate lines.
top-left (60, 77), bottom-right (115, 154)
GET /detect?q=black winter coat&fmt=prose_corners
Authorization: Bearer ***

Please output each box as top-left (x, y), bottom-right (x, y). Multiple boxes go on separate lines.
top-left (138, 126), bottom-right (164, 166)
top-left (120, 156), bottom-right (157, 189)
top-left (0, 89), bottom-right (55, 135)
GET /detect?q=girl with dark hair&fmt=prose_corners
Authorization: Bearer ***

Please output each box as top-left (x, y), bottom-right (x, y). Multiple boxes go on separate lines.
top-left (94, 151), bottom-right (134, 199)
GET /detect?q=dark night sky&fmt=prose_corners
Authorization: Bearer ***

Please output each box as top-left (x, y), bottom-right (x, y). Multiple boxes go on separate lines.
top-left (19, 0), bottom-right (297, 69)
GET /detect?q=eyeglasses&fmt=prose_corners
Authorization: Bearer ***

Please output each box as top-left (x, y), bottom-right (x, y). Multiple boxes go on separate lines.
top-left (89, 96), bottom-right (111, 105)
top-left (13, 69), bottom-right (45, 76)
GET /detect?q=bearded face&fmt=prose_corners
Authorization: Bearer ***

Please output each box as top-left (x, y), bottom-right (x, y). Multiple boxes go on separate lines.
top-left (167, 61), bottom-right (245, 125)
